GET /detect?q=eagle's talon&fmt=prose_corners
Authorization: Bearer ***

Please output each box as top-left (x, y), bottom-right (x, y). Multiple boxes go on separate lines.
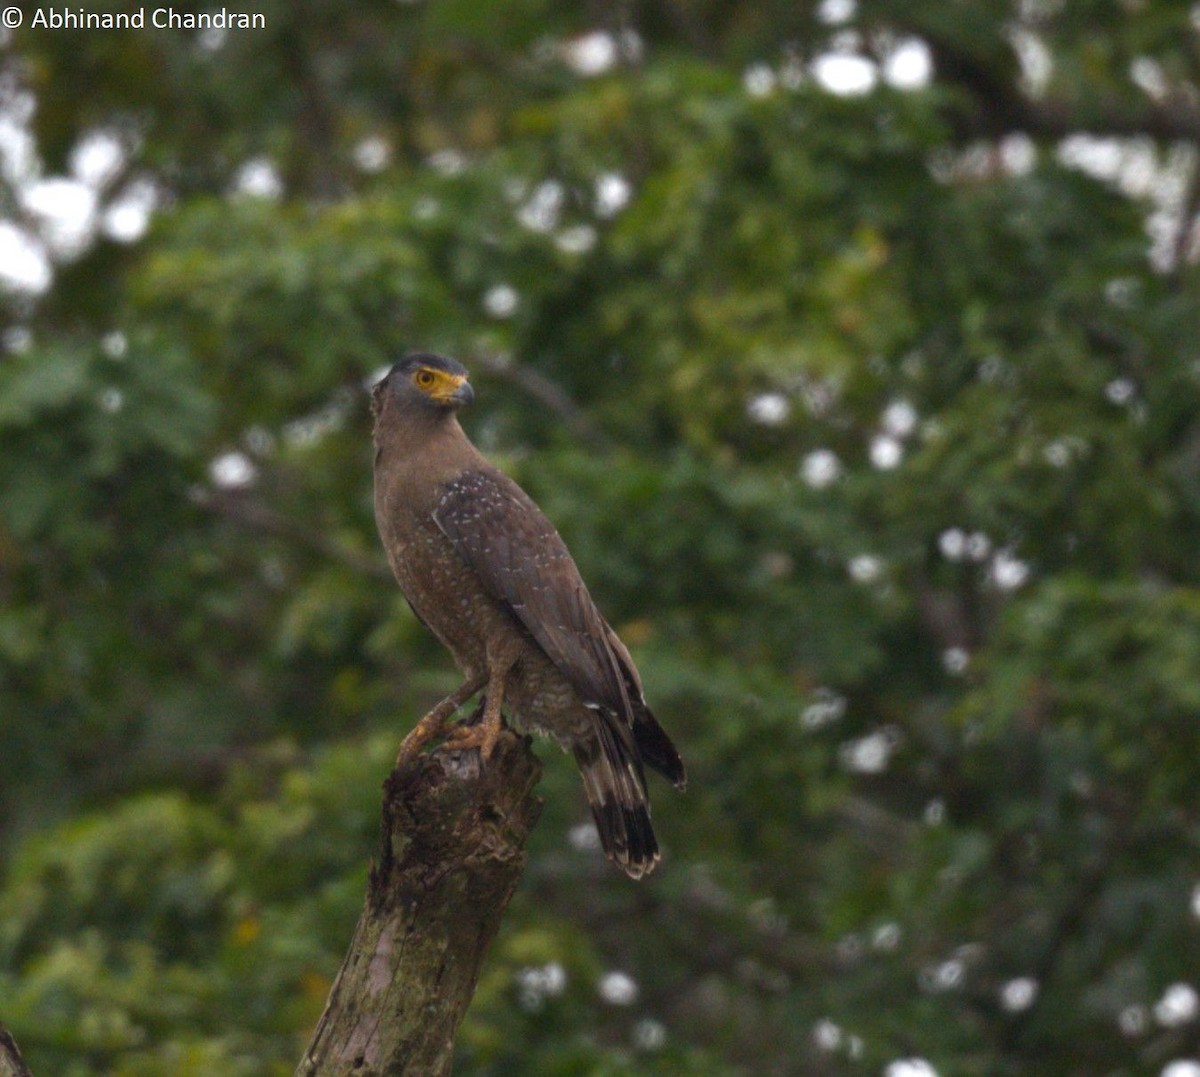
top-left (442, 716), bottom-right (505, 760)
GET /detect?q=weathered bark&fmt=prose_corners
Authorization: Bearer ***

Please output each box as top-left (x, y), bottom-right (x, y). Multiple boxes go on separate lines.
top-left (297, 728), bottom-right (542, 1077)
top-left (0, 1025), bottom-right (32, 1077)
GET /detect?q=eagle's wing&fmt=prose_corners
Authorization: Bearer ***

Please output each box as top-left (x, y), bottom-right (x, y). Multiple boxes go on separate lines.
top-left (433, 468), bottom-right (632, 718)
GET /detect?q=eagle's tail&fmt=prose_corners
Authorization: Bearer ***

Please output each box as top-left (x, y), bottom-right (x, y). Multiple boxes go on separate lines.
top-left (573, 718), bottom-right (660, 879)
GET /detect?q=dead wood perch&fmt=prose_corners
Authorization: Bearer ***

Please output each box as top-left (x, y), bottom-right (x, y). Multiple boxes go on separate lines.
top-left (0, 1025), bottom-right (33, 1077)
top-left (297, 727), bottom-right (542, 1077)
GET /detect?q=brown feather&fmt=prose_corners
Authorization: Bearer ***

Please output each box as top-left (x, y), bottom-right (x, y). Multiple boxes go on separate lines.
top-left (435, 469), bottom-right (630, 714)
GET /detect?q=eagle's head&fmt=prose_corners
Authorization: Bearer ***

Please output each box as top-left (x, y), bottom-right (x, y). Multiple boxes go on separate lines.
top-left (371, 352), bottom-right (474, 424)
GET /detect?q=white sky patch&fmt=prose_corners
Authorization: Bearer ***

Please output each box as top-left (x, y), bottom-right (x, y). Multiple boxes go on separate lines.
top-left (817, 0), bottom-right (856, 25)
top-left (563, 31), bottom-right (618, 77)
top-left (598, 970), bottom-right (639, 1006)
top-left (839, 727), bottom-right (899, 774)
top-left (943, 647), bottom-right (969, 675)
top-left (801, 448), bottom-right (842, 489)
top-left (884, 39), bottom-right (932, 90)
top-left (1120, 1004), bottom-right (1150, 1036)
top-left (1130, 56), bottom-right (1168, 101)
top-left (1058, 135), bottom-right (1123, 181)
top-left (1162, 1062), bottom-right (1200, 1077)
top-left (427, 148), bottom-right (467, 176)
top-left (209, 451), bottom-right (258, 489)
top-left (0, 121), bottom-right (35, 190)
top-left (595, 172), bottom-right (631, 218)
top-left (747, 391), bottom-right (791, 426)
top-left (71, 130), bottom-right (125, 188)
top-left (97, 386), bottom-right (124, 413)
top-left (353, 136), bottom-right (390, 173)
top-left (801, 377), bottom-right (839, 416)
top-left (555, 223), bottom-right (597, 254)
top-left (233, 158), bottom-right (283, 199)
top-left (848, 554), bottom-right (883, 584)
top-left (3, 326), bottom-right (32, 353)
top-left (568, 821), bottom-right (601, 851)
top-left (1000, 977), bottom-right (1039, 1012)
top-left (483, 284), bottom-right (519, 319)
top-left (873, 922), bottom-right (901, 951)
top-left (0, 222), bottom-right (52, 294)
top-left (812, 52), bottom-right (878, 96)
top-left (886, 1061), bottom-right (939, 1077)
top-left (1106, 277), bottom-right (1140, 307)
top-left (991, 549), bottom-right (1031, 590)
top-left (1000, 133), bottom-right (1037, 175)
top-left (244, 426), bottom-right (275, 456)
top-left (870, 434), bottom-right (903, 469)
top-left (1056, 135), bottom-right (1176, 203)
top-left (526, 962), bottom-right (566, 996)
top-left (1155, 983), bottom-right (1199, 1028)
top-left (1010, 28), bottom-right (1052, 95)
top-left (813, 1018), bottom-right (843, 1051)
top-left (1044, 441), bottom-right (1070, 467)
top-left (22, 177), bottom-right (96, 259)
top-left (780, 53), bottom-right (805, 91)
top-left (801, 688), bottom-right (846, 731)
top-left (101, 330), bottom-right (127, 358)
top-left (965, 531), bottom-right (991, 562)
top-left (197, 25), bottom-right (227, 51)
top-left (744, 63), bottom-right (778, 98)
top-left (887, 1059), bottom-right (939, 1077)
top-left (516, 962), bottom-right (567, 1011)
top-left (922, 958), bottom-right (965, 993)
top-left (103, 179), bottom-right (157, 243)
top-left (518, 179), bottom-right (564, 233)
top-left (1105, 377), bottom-right (1136, 405)
top-left (882, 398), bottom-right (917, 438)
top-left (1191, 883), bottom-right (1200, 920)
top-left (1043, 436), bottom-right (1090, 467)
top-left (939, 527), bottom-right (967, 561)
top-left (413, 196), bottom-right (439, 221)
top-left (632, 1018), bottom-right (666, 1051)
top-left (503, 177), bottom-right (528, 205)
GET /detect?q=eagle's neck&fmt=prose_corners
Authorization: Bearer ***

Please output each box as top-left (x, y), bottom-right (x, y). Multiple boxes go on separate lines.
top-left (373, 407), bottom-right (484, 504)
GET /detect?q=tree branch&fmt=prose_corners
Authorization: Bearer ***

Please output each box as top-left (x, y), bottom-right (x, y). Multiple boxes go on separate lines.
top-left (472, 354), bottom-right (614, 456)
top-left (1168, 152), bottom-right (1200, 277)
top-left (0, 1026), bottom-right (32, 1077)
top-left (195, 488), bottom-right (395, 582)
top-left (914, 29), bottom-right (1200, 145)
top-left (296, 728), bottom-right (542, 1077)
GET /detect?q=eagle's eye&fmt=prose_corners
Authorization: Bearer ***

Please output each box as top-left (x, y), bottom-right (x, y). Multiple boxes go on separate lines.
top-left (415, 369), bottom-right (436, 389)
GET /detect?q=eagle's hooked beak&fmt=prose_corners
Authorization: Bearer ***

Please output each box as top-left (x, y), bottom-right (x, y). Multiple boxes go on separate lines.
top-left (440, 375), bottom-right (474, 407)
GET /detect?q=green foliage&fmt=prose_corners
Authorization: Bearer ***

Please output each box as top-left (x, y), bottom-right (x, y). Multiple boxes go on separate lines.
top-left (3, 1), bottom-right (1200, 1074)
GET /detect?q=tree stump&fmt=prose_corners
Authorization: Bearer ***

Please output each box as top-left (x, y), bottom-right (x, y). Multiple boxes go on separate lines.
top-left (0, 1025), bottom-right (32, 1077)
top-left (297, 728), bottom-right (542, 1076)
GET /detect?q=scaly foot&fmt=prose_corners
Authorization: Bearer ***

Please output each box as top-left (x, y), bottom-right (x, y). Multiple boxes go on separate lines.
top-left (443, 709), bottom-right (506, 760)
top-left (394, 674), bottom-right (487, 769)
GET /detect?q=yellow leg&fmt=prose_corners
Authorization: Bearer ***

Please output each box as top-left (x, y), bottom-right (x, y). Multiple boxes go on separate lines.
top-left (443, 685), bottom-right (507, 759)
top-left (395, 672), bottom-right (486, 768)
top-left (444, 652), bottom-right (513, 760)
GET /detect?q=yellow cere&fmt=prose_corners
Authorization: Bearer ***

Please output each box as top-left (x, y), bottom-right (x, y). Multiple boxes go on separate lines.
top-left (413, 367), bottom-right (467, 401)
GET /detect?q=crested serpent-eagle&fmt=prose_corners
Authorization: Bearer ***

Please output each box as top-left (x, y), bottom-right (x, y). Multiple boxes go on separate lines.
top-left (371, 353), bottom-right (685, 879)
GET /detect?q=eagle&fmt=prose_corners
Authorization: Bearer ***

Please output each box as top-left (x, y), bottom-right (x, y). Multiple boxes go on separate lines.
top-left (371, 353), bottom-right (685, 878)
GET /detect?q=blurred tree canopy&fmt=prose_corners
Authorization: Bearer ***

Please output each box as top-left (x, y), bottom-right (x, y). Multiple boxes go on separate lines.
top-left (2, 1), bottom-right (1200, 1074)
